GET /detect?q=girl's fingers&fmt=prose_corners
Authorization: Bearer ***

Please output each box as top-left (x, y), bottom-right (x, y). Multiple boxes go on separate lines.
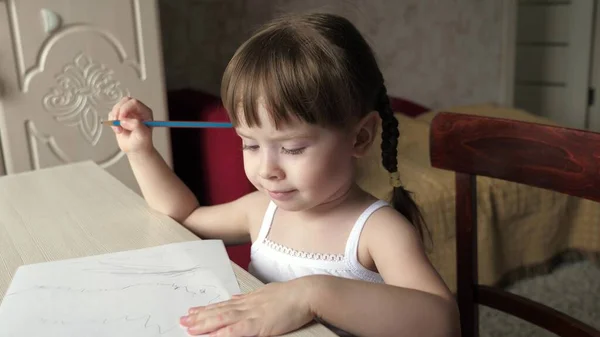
top-left (119, 97), bottom-right (152, 121)
top-left (108, 96), bottom-right (131, 134)
top-left (183, 309), bottom-right (244, 335)
top-left (188, 294), bottom-right (246, 316)
top-left (119, 118), bottom-right (142, 132)
top-left (210, 318), bottom-right (256, 337)
top-left (113, 96), bottom-right (131, 120)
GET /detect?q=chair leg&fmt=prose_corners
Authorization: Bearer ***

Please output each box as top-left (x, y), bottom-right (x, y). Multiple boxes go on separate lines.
top-left (455, 173), bottom-right (479, 337)
top-left (458, 298), bottom-right (478, 337)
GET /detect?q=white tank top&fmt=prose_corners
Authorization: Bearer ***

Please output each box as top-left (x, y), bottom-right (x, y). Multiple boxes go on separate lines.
top-left (248, 199), bottom-right (388, 285)
top-left (248, 200), bottom-right (389, 336)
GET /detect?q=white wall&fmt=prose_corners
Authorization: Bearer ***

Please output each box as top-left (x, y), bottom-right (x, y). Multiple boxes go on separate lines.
top-left (158, 0), bottom-right (508, 110)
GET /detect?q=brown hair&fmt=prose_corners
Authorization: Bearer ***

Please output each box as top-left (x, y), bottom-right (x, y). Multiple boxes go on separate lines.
top-left (221, 12), bottom-right (427, 241)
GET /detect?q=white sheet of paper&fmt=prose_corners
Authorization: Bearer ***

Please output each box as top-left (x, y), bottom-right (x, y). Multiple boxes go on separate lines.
top-left (0, 240), bottom-right (241, 337)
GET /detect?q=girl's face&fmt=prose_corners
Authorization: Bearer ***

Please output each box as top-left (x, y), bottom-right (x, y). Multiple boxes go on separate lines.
top-left (235, 101), bottom-right (372, 212)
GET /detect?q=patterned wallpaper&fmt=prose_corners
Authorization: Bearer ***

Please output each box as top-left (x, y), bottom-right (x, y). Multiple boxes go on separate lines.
top-left (158, 0), bottom-right (506, 109)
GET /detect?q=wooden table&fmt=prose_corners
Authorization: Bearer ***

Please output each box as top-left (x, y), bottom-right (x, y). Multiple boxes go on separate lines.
top-left (0, 161), bottom-right (335, 336)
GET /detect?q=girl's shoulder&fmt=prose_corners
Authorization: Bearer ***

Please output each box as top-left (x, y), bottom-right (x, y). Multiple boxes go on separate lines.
top-left (236, 191), bottom-right (272, 241)
top-left (360, 201), bottom-right (419, 248)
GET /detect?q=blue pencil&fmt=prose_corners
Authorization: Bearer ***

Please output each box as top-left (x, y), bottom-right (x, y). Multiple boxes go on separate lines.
top-left (101, 120), bottom-right (233, 128)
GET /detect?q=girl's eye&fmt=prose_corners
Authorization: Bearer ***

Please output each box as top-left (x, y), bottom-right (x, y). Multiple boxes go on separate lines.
top-left (282, 147), bottom-right (306, 155)
top-left (242, 144), bottom-right (259, 151)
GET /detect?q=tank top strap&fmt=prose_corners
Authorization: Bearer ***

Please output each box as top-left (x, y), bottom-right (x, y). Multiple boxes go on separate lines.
top-left (344, 200), bottom-right (390, 259)
top-left (255, 200), bottom-right (278, 243)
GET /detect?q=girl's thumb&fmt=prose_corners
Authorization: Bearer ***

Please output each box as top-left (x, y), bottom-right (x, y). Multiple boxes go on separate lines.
top-left (119, 118), bottom-right (141, 131)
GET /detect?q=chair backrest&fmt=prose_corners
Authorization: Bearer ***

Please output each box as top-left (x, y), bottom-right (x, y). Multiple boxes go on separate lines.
top-left (429, 112), bottom-right (600, 337)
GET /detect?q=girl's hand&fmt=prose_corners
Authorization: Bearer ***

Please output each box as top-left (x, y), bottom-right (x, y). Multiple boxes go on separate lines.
top-left (180, 278), bottom-right (315, 336)
top-left (108, 96), bottom-right (154, 155)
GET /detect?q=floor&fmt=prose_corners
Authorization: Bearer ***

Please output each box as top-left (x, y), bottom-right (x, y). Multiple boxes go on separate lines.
top-left (479, 259), bottom-right (600, 336)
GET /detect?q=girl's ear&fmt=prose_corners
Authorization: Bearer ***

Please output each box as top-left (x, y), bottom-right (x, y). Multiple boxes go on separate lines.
top-left (352, 111), bottom-right (380, 157)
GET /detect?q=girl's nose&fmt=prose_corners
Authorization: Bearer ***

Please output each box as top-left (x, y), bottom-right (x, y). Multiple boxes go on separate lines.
top-left (258, 154), bottom-right (285, 180)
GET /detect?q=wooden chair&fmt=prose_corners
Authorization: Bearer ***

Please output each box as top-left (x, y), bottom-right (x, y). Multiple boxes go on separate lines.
top-left (429, 112), bottom-right (600, 337)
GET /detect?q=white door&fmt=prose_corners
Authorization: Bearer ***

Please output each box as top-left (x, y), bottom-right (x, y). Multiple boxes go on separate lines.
top-left (0, 0), bottom-right (171, 194)
top-left (513, 0), bottom-right (595, 129)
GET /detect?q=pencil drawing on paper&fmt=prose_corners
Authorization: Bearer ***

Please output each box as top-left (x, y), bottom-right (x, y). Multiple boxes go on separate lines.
top-left (0, 240), bottom-right (240, 337)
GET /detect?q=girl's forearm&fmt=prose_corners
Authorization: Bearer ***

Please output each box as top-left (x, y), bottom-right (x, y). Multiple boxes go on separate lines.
top-left (127, 148), bottom-right (199, 222)
top-left (304, 275), bottom-right (460, 337)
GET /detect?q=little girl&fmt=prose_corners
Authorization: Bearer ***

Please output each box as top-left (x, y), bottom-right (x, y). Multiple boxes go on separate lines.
top-left (109, 12), bottom-right (459, 337)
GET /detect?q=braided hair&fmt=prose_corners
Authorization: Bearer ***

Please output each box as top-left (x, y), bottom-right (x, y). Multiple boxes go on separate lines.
top-left (376, 85), bottom-right (428, 242)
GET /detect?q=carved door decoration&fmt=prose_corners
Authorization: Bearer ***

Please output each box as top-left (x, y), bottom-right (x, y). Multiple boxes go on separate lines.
top-left (0, 0), bottom-right (171, 194)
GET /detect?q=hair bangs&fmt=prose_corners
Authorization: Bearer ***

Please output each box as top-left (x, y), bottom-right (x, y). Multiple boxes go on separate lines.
top-left (221, 26), bottom-right (352, 129)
